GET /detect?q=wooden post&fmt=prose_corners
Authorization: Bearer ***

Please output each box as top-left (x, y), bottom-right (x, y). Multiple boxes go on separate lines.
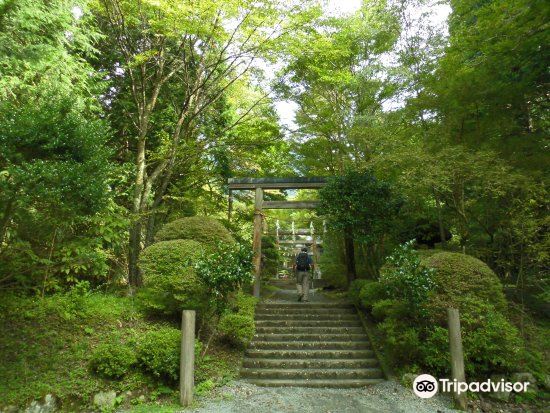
top-left (180, 310), bottom-right (195, 407)
top-left (227, 189), bottom-right (233, 223)
top-left (310, 222), bottom-right (317, 275)
top-left (447, 308), bottom-right (467, 410)
top-left (252, 187), bottom-right (263, 298)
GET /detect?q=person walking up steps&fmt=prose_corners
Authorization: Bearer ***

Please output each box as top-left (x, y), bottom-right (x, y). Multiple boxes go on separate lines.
top-left (293, 247), bottom-right (314, 302)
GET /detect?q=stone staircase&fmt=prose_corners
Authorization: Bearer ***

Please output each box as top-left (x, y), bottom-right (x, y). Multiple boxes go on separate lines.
top-left (241, 301), bottom-right (385, 388)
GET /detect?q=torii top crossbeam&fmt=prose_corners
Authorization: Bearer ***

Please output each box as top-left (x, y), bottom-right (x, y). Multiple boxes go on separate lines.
top-left (228, 176), bottom-right (327, 190)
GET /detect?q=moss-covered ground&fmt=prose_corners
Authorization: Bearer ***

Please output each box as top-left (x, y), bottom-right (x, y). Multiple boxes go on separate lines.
top-left (0, 291), bottom-right (242, 411)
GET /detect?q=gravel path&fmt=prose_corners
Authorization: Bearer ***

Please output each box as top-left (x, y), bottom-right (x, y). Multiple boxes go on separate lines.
top-left (187, 380), bottom-right (461, 413)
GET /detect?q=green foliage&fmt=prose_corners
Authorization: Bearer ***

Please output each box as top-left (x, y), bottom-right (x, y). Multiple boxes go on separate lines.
top-left (371, 299), bottom-right (408, 322)
top-left (155, 217), bottom-right (234, 248)
top-left (358, 244), bottom-right (523, 378)
top-left (424, 297), bottom-right (522, 377)
top-left (422, 252), bottom-right (508, 321)
top-left (318, 231), bottom-right (348, 289)
top-left (218, 291), bottom-right (258, 348)
top-left (138, 240), bottom-right (206, 315)
top-left (318, 169), bottom-right (402, 244)
top-left (378, 319), bottom-right (422, 366)
top-left (358, 281), bottom-right (388, 310)
top-left (137, 327), bottom-right (181, 382)
top-left (217, 313), bottom-right (255, 348)
top-left (137, 326), bottom-right (206, 383)
top-left (194, 242), bottom-right (253, 314)
top-left (228, 291), bottom-right (258, 316)
top-left (90, 341), bottom-right (137, 379)
top-left (348, 279), bottom-right (371, 306)
top-left (261, 235), bottom-right (279, 277)
top-left (380, 240), bottom-right (435, 315)
top-left (0, 292), bottom-right (147, 407)
top-left (0, 0), bottom-right (120, 291)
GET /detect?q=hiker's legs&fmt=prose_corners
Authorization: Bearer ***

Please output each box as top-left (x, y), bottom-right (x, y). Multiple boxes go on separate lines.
top-left (296, 271), bottom-right (304, 297)
top-left (302, 272), bottom-right (310, 301)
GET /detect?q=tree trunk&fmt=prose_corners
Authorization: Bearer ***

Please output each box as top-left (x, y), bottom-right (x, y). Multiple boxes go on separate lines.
top-left (343, 228), bottom-right (356, 284)
top-left (435, 195), bottom-right (447, 248)
top-left (128, 221), bottom-right (142, 288)
top-left (128, 137), bottom-right (146, 287)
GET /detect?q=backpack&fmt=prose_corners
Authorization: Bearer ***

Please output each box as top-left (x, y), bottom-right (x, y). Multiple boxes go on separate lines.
top-left (296, 252), bottom-right (310, 271)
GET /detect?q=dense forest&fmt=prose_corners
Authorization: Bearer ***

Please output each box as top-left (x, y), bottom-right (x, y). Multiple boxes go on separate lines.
top-left (0, 0), bottom-right (548, 412)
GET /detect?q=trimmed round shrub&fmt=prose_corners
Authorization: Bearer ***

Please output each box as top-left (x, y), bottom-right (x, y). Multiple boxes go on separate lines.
top-left (422, 252), bottom-right (507, 321)
top-left (423, 297), bottom-right (522, 377)
top-left (138, 239), bottom-right (207, 315)
top-left (155, 216), bottom-right (234, 247)
top-left (90, 342), bottom-right (137, 378)
top-left (137, 327), bottom-right (180, 381)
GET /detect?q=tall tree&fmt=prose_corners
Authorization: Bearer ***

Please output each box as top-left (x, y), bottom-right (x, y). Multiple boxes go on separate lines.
top-left (0, 0), bottom-right (115, 290)
top-left (93, 0), bottom-right (319, 285)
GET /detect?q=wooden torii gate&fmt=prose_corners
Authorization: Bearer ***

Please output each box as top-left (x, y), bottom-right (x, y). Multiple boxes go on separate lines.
top-left (228, 177), bottom-right (327, 297)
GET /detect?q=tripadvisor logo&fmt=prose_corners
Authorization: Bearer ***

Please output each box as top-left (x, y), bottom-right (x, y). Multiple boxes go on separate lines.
top-left (412, 374), bottom-right (531, 398)
top-left (413, 374), bottom-right (438, 398)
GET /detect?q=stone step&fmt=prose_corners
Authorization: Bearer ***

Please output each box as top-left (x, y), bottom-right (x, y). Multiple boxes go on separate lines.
top-left (257, 302), bottom-right (353, 310)
top-left (249, 341), bottom-right (371, 350)
top-left (255, 313), bottom-right (358, 320)
top-left (255, 307), bottom-right (356, 315)
top-left (253, 333), bottom-right (369, 342)
top-left (255, 326), bottom-right (366, 335)
top-left (256, 320), bottom-right (362, 327)
top-left (246, 378), bottom-right (384, 388)
top-left (245, 349), bottom-right (376, 359)
top-left (241, 368), bottom-right (384, 380)
top-left (242, 358), bottom-right (380, 369)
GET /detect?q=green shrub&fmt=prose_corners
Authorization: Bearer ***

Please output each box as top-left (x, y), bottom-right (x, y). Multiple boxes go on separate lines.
top-left (194, 242), bottom-right (253, 314)
top-left (218, 291), bottom-right (257, 347)
top-left (378, 319), bottom-right (422, 366)
top-left (358, 281), bottom-right (388, 309)
top-left (319, 231), bottom-right (348, 289)
top-left (362, 245), bottom-right (521, 379)
top-left (423, 298), bottom-right (522, 378)
top-left (155, 216), bottom-right (234, 247)
top-left (218, 313), bottom-right (255, 348)
top-left (137, 327), bottom-right (180, 381)
top-left (371, 299), bottom-right (408, 322)
top-left (348, 279), bottom-right (370, 306)
top-left (422, 252), bottom-right (508, 322)
top-left (228, 291), bottom-right (258, 316)
top-left (380, 240), bottom-right (435, 315)
top-left (90, 341), bottom-right (137, 378)
top-left (261, 235), bottom-right (279, 277)
top-left (138, 239), bottom-right (207, 315)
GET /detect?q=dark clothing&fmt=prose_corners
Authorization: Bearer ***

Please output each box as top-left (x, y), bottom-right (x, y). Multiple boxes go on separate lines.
top-left (295, 252), bottom-right (313, 270)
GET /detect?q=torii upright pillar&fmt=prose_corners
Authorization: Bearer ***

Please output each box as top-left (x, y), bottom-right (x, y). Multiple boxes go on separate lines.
top-left (252, 187), bottom-right (263, 298)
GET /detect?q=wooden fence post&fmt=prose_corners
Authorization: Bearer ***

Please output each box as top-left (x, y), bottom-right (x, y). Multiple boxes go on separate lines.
top-left (252, 187), bottom-right (263, 298)
top-left (447, 308), bottom-right (467, 411)
top-left (180, 310), bottom-right (195, 407)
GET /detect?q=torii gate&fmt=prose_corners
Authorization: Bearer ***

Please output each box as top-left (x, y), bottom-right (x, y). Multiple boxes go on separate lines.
top-left (228, 177), bottom-right (327, 297)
